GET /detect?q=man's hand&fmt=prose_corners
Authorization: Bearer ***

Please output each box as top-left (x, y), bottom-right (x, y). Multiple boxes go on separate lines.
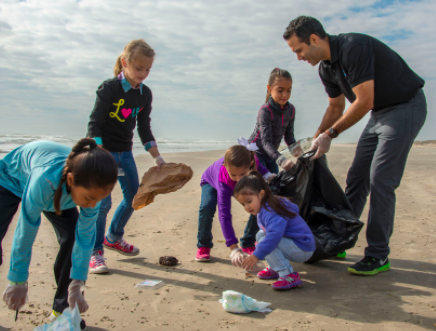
top-left (310, 133), bottom-right (332, 160)
top-left (241, 255), bottom-right (260, 271)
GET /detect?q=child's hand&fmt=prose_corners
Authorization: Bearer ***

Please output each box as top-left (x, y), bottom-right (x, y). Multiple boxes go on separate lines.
top-left (267, 174), bottom-right (277, 183)
top-left (242, 255), bottom-right (260, 271)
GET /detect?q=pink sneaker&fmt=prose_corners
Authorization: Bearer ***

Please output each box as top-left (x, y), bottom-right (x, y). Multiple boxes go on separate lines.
top-left (257, 267), bottom-right (279, 279)
top-left (195, 247), bottom-right (211, 262)
top-left (89, 251), bottom-right (109, 274)
top-left (241, 247), bottom-right (255, 255)
top-left (272, 272), bottom-right (303, 290)
top-left (103, 237), bottom-right (139, 256)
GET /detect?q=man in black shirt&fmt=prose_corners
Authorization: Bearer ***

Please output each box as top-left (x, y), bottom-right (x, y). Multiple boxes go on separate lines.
top-left (283, 16), bottom-right (427, 275)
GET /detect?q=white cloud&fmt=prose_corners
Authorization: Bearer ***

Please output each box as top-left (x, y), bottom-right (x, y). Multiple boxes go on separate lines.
top-left (0, 0), bottom-right (434, 142)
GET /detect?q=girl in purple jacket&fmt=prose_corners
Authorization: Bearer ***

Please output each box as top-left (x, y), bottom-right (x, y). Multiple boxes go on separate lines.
top-left (196, 145), bottom-right (273, 263)
top-left (234, 171), bottom-right (315, 290)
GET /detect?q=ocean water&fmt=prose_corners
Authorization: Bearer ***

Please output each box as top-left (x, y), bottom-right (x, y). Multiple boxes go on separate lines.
top-left (0, 135), bottom-right (234, 159)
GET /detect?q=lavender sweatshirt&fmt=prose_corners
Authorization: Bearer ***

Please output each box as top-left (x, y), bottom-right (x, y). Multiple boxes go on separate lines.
top-left (200, 157), bottom-right (269, 247)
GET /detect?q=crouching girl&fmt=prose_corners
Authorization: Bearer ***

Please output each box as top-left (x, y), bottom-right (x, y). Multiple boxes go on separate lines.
top-left (234, 171), bottom-right (315, 290)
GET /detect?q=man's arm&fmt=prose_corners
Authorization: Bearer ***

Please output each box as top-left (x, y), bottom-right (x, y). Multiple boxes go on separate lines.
top-left (310, 80), bottom-right (374, 160)
top-left (327, 80), bottom-right (374, 135)
top-left (313, 94), bottom-right (346, 139)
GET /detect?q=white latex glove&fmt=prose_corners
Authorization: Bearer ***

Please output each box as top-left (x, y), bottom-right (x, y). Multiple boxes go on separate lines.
top-left (310, 133), bottom-right (332, 160)
top-left (68, 280), bottom-right (89, 313)
top-left (154, 155), bottom-right (166, 171)
top-left (2, 282), bottom-right (27, 310)
top-left (230, 248), bottom-right (245, 267)
top-left (266, 173), bottom-right (277, 183)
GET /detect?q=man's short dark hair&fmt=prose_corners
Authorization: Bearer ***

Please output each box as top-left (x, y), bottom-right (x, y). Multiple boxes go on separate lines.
top-left (283, 16), bottom-right (327, 45)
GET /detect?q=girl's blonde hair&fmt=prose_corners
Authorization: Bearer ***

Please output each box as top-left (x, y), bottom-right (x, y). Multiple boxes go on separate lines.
top-left (114, 39), bottom-right (155, 76)
top-left (224, 145), bottom-right (257, 171)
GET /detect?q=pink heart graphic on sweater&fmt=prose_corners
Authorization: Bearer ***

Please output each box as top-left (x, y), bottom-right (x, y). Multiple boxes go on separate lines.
top-left (121, 108), bottom-right (132, 118)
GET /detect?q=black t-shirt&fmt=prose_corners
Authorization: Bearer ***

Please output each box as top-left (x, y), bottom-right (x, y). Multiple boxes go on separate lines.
top-left (87, 77), bottom-right (155, 152)
top-left (319, 33), bottom-right (425, 111)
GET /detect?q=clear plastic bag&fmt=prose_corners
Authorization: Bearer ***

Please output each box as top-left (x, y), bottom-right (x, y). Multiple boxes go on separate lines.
top-left (219, 290), bottom-right (272, 313)
top-left (33, 306), bottom-right (81, 331)
top-left (279, 137), bottom-right (313, 162)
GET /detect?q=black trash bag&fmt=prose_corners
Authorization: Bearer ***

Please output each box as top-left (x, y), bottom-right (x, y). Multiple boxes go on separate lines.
top-left (269, 150), bottom-right (364, 263)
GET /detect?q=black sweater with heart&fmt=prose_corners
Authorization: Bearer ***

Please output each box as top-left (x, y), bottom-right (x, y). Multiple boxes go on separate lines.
top-left (87, 76), bottom-right (155, 152)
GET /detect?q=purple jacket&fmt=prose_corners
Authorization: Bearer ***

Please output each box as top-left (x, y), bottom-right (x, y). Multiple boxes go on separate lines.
top-left (253, 199), bottom-right (316, 260)
top-left (200, 157), bottom-right (269, 247)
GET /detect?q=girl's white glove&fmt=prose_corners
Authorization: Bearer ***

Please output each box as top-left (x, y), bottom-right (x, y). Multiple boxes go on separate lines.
top-left (310, 133), bottom-right (332, 160)
top-left (154, 155), bottom-right (166, 171)
top-left (68, 280), bottom-right (89, 313)
top-left (230, 248), bottom-right (245, 267)
top-left (2, 282), bottom-right (27, 310)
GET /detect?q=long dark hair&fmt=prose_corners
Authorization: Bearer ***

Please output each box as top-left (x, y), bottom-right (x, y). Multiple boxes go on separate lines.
top-left (265, 68), bottom-right (292, 103)
top-left (53, 138), bottom-right (118, 215)
top-left (234, 171), bottom-right (296, 219)
top-left (224, 145), bottom-right (257, 171)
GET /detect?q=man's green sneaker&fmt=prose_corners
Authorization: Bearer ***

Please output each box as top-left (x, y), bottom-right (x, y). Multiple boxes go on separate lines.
top-left (336, 251), bottom-right (346, 259)
top-left (348, 256), bottom-right (390, 275)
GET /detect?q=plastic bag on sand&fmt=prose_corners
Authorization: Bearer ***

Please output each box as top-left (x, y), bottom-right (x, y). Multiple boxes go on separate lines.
top-left (33, 306), bottom-right (81, 331)
top-left (219, 290), bottom-right (272, 313)
top-left (133, 163), bottom-right (193, 210)
top-left (269, 150), bottom-right (364, 262)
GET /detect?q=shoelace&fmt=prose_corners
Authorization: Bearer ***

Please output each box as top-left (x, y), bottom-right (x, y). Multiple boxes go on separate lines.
top-left (93, 255), bottom-right (106, 266)
top-left (119, 238), bottom-right (132, 250)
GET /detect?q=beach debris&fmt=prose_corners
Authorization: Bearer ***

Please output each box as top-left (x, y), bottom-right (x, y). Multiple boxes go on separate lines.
top-left (133, 163), bottom-right (193, 210)
top-left (219, 290), bottom-right (272, 314)
top-left (33, 306), bottom-right (81, 331)
top-left (135, 280), bottom-right (165, 290)
top-left (159, 256), bottom-right (178, 266)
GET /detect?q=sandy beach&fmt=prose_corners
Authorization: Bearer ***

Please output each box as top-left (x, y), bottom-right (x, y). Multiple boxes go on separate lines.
top-left (1, 144), bottom-right (435, 331)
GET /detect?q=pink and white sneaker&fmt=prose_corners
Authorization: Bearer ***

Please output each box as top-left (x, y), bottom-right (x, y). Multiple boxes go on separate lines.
top-left (195, 247), bottom-right (211, 262)
top-left (103, 237), bottom-right (139, 256)
top-left (272, 272), bottom-right (303, 290)
top-left (257, 267), bottom-right (279, 279)
top-left (89, 251), bottom-right (109, 274)
top-left (241, 247), bottom-right (255, 255)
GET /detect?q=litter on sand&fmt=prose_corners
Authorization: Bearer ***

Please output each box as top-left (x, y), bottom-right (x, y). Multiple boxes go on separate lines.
top-left (135, 279), bottom-right (165, 289)
top-left (219, 290), bottom-right (272, 313)
top-left (33, 306), bottom-right (81, 331)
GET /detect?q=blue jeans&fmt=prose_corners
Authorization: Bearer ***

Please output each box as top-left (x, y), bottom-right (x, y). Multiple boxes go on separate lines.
top-left (239, 152), bottom-right (279, 247)
top-left (255, 152), bottom-right (279, 174)
top-left (257, 230), bottom-right (314, 277)
top-left (94, 151), bottom-right (139, 251)
top-left (197, 183), bottom-right (253, 248)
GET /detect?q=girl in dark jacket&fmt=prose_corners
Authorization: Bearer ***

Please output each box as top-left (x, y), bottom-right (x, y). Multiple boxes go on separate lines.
top-left (249, 68), bottom-right (297, 174)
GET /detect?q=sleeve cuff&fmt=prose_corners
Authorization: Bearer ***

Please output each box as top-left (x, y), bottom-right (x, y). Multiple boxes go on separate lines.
top-left (70, 267), bottom-right (89, 282)
top-left (8, 270), bottom-right (29, 283)
top-left (144, 141), bottom-right (157, 152)
top-left (225, 238), bottom-right (239, 247)
top-left (93, 137), bottom-right (103, 145)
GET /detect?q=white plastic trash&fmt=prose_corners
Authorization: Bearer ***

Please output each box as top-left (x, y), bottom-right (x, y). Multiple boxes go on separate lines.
top-left (33, 306), bottom-right (81, 331)
top-left (219, 290), bottom-right (272, 313)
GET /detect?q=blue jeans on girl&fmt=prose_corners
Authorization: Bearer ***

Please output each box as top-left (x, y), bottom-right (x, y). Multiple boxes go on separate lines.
top-left (257, 230), bottom-right (314, 277)
top-left (197, 183), bottom-right (252, 248)
top-left (240, 152), bottom-right (279, 247)
top-left (94, 151), bottom-right (139, 251)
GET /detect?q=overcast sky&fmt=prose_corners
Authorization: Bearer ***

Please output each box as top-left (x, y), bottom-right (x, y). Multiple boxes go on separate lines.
top-left (0, 0), bottom-right (435, 143)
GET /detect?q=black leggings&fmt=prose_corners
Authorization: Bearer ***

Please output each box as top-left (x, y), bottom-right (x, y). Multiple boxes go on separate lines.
top-left (0, 185), bottom-right (78, 312)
